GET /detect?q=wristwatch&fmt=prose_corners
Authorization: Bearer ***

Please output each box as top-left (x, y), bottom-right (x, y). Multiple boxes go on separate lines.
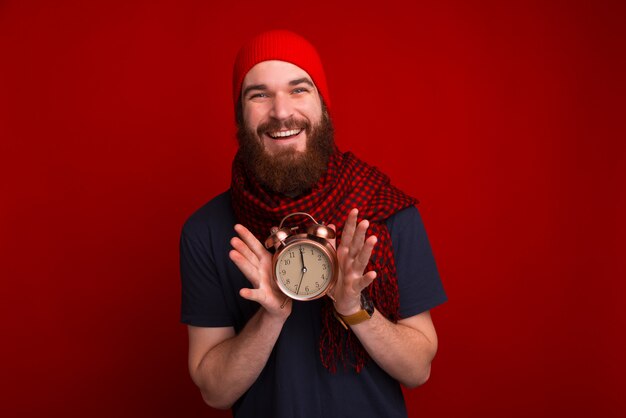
top-left (334, 293), bottom-right (375, 329)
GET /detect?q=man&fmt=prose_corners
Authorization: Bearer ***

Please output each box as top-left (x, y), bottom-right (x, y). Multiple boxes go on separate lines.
top-left (180, 30), bottom-right (447, 418)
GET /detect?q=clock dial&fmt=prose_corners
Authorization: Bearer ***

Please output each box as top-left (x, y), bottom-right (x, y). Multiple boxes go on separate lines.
top-left (276, 242), bottom-right (333, 299)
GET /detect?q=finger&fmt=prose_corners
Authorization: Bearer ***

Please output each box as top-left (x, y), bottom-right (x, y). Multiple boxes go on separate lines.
top-left (356, 270), bottom-right (377, 291)
top-left (231, 236), bottom-right (259, 266)
top-left (229, 250), bottom-right (261, 287)
top-left (337, 245), bottom-right (350, 271)
top-left (234, 224), bottom-right (269, 261)
top-left (353, 235), bottom-right (377, 273)
top-left (349, 219), bottom-right (369, 258)
top-left (339, 209), bottom-right (358, 250)
top-left (239, 287), bottom-right (267, 304)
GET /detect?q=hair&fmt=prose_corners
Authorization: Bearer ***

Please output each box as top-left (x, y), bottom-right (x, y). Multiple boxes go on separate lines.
top-left (234, 97), bottom-right (334, 196)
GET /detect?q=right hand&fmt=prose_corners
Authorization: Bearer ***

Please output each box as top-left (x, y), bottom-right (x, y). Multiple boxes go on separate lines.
top-left (229, 224), bottom-right (292, 319)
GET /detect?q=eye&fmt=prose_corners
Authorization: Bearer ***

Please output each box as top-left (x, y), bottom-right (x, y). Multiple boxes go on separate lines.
top-left (249, 92), bottom-right (268, 99)
top-left (292, 87), bottom-right (309, 94)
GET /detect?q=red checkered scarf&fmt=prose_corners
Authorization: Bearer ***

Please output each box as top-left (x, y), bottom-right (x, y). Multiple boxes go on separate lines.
top-left (231, 148), bottom-right (416, 372)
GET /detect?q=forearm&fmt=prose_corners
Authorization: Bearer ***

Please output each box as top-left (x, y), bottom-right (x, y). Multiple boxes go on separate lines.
top-left (350, 310), bottom-right (437, 388)
top-left (192, 309), bottom-right (286, 409)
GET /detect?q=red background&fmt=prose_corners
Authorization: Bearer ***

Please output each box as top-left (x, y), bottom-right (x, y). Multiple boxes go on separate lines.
top-left (1, 1), bottom-right (625, 416)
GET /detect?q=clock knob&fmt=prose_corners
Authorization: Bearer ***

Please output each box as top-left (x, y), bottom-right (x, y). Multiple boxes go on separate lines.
top-left (264, 227), bottom-right (292, 249)
top-left (306, 223), bottom-right (335, 240)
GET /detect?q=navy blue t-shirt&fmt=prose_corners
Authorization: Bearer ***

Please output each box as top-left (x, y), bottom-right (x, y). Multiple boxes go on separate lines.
top-left (180, 191), bottom-right (447, 418)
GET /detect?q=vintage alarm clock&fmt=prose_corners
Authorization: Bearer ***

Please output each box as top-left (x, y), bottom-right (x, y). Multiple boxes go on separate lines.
top-left (264, 212), bottom-right (338, 301)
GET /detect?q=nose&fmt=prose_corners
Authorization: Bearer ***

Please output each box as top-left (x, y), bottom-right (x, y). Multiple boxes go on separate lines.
top-left (269, 92), bottom-right (294, 120)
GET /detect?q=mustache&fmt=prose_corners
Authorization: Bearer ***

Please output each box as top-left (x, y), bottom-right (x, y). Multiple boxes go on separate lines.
top-left (256, 118), bottom-right (311, 137)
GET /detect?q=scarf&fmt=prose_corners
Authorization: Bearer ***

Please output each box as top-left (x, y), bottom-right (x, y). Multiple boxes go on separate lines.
top-left (231, 147), bottom-right (417, 372)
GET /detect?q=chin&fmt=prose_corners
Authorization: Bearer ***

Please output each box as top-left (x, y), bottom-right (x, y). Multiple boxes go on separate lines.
top-left (264, 142), bottom-right (307, 156)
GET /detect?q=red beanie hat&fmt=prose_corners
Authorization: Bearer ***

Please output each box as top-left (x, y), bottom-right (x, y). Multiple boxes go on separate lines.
top-left (232, 30), bottom-right (331, 110)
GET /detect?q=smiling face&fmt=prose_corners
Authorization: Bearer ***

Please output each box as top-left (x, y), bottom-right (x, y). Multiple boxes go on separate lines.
top-left (240, 60), bottom-right (324, 156)
top-left (236, 60), bottom-right (334, 196)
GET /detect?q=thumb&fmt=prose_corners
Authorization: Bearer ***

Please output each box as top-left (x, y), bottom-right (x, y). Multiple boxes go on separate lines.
top-left (239, 287), bottom-right (266, 304)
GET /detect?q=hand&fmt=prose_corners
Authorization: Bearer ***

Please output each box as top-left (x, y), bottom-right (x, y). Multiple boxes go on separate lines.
top-left (328, 208), bottom-right (378, 316)
top-left (229, 224), bottom-right (292, 319)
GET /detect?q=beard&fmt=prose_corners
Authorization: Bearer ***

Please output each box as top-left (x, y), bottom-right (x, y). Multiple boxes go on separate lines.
top-left (235, 107), bottom-right (335, 197)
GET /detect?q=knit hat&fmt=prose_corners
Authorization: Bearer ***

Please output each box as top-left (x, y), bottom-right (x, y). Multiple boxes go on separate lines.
top-left (232, 30), bottom-right (331, 109)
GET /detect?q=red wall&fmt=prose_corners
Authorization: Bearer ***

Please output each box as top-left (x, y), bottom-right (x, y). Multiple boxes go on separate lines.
top-left (1, 1), bottom-right (624, 416)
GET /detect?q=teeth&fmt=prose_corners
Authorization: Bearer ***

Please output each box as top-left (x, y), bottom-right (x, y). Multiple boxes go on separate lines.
top-left (268, 129), bottom-right (301, 138)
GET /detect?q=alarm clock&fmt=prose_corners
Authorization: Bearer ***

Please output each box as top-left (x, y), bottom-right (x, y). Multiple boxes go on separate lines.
top-left (264, 212), bottom-right (338, 301)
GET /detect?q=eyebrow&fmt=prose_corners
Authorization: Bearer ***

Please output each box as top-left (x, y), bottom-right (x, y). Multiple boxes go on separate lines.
top-left (242, 78), bottom-right (315, 99)
top-left (242, 84), bottom-right (267, 98)
top-left (289, 78), bottom-right (314, 87)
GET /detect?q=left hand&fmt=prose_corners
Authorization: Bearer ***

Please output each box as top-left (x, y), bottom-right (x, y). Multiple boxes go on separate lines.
top-left (328, 208), bottom-right (378, 316)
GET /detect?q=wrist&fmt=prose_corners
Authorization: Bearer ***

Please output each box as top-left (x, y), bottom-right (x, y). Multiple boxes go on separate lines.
top-left (333, 293), bottom-right (375, 329)
top-left (333, 296), bottom-right (362, 317)
top-left (261, 301), bottom-right (292, 324)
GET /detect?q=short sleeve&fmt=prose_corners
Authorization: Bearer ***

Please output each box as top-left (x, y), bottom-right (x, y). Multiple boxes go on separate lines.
top-left (180, 223), bottom-right (233, 327)
top-left (386, 206), bottom-right (447, 318)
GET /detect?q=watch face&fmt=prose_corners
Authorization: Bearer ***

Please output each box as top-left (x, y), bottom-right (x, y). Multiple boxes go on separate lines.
top-left (275, 240), bottom-right (335, 300)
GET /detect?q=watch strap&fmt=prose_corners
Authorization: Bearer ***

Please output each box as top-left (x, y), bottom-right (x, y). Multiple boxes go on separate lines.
top-left (334, 293), bottom-right (374, 329)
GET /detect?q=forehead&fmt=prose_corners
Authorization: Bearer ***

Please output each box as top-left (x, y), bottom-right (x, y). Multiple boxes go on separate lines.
top-left (242, 60), bottom-right (315, 89)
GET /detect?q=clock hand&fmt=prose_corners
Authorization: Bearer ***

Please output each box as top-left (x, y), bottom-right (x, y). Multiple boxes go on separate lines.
top-left (296, 270), bottom-right (305, 295)
top-left (296, 247), bottom-right (307, 295)
top-left (299, 247), bottom-right (307, 273)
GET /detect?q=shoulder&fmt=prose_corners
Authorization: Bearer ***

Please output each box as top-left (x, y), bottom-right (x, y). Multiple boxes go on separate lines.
top-left (181, 190), bottom-right (236, 248)
top-left (385, 205), bottom-right (424, 235)
top-left (182, 190), bottom-right (236, 242)
top-left (385, 205), bottom-right (432, 266)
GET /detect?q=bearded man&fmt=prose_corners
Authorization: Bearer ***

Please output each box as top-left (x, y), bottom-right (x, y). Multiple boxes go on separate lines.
top-left (180, 30), bottom-right (447, 418)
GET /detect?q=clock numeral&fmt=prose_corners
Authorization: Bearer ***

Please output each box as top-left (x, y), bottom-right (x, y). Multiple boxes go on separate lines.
top-left (286, 279), bottom-right (290, 284)
top-left (281, 269), bottom-right (286, 275)
top-left (305, 286), bottom-right (310, 293)
top-left (317, 255), bottom-right (322, 261)
top-left (321, 273), bottom-right (326, 280)
top-left (289, 251), bottom-right (296, 258)
top-left (315, 281), bottom-right (320, 288)
top-left (322, 264), bottom-right (327, 270)
top-left (284, 259), bottom-right (291, 265)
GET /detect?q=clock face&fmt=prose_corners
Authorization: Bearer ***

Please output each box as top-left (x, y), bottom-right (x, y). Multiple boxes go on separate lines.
top-left (275, 240), bottom-right (334, 300)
